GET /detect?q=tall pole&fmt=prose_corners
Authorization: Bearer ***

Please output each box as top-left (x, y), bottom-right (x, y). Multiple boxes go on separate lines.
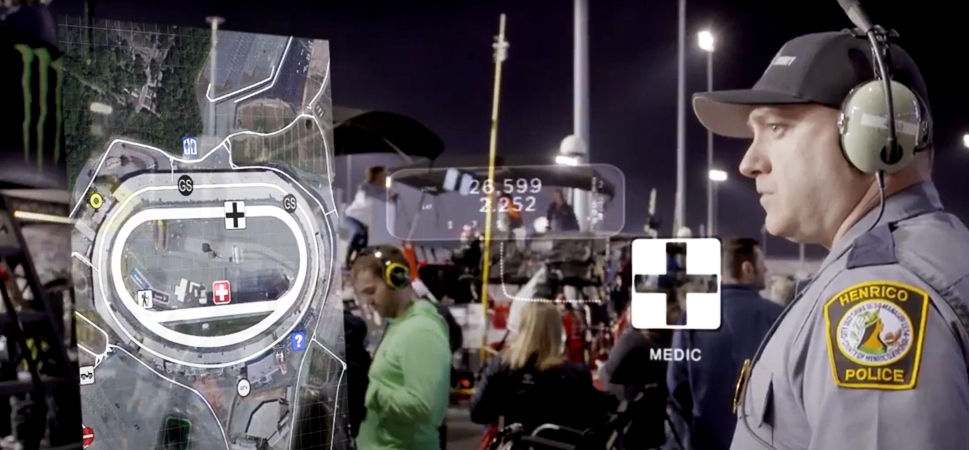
top-left (712, 182), bottom-right (719, 237)
top-left (799, 243), bottom-right (806, 274)
top-left (705, 50), bottom-right (714, 236)
top-left (206, 17), bottom-right (223, 137)
top-left (675, 0), bottom-right (687, 233)
top-left (479, 14), bottom-right (509, 365)
top-left (345, 155), bottom-right (352, 205)
top-left (573, 0), bottom-right (591, 230)
top-left (761, 225), bottom-right (768, 258)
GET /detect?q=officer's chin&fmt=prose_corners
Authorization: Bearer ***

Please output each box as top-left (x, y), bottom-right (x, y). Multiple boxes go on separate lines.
top-left (763, 213), bottom-right (797, 242)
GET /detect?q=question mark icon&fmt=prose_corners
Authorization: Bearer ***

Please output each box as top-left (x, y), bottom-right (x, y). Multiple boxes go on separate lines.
top-left (291, 331), bottom-right (306, 351)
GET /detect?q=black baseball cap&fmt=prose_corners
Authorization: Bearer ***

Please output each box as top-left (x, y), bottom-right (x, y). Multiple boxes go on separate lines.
top-left (693, 30), bottom-right (931, 139)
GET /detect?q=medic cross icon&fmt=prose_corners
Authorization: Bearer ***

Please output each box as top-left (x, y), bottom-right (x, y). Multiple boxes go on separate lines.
top-left (213, 280), bottom-right (231, 305)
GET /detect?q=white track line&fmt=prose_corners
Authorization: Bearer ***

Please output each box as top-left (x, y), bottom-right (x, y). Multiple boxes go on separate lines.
top-left (306, 59), bottom-right (331, 110)
top-left (75, 312), bottom-right (112, 368)
top-left (71, 252), bottom-right (98, 273)
top-left (289, 338), bottom-right (345, 450)
top-left (94, 181), bottom-right (320, 360)
top-left (205, 63), bottom-right (276, 102)
top-left (109, 202), bottom-right (307, 333)
top-left (233, 37), bottom-right (294, 104)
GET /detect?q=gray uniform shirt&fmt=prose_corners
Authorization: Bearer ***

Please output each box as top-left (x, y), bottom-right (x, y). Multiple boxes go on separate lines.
top-left (731, 182), bottom-right (969, 450)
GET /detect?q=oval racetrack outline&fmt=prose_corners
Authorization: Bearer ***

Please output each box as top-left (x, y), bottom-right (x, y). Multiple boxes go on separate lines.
top-left (96, 182), bottom-right (319, 353)
top-left (111, 204), bottom-right (306, 347)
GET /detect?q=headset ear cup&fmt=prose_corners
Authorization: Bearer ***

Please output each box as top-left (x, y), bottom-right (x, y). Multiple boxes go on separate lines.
top-left (385, 263), bottom-right (410, 290)
top-left (839, 80), bottom-right (919, 175)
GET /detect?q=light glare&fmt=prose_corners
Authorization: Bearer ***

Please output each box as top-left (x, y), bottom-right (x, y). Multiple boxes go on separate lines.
top-left (698, 30), bottom-right (715, 52)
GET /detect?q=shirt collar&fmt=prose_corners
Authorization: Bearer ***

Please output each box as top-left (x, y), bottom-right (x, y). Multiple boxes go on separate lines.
top-left (722, 283), bottom-right (761, 292)
top-left (821, 181), bottom-right (943, 270)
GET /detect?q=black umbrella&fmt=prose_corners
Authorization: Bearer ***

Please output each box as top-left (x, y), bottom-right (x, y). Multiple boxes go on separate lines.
top-left (333, 110), bottom-right (445, 160)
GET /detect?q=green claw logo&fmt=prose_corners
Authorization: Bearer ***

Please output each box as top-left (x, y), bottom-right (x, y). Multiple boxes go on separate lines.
top-left (14, 44), bottom-right (64, 169)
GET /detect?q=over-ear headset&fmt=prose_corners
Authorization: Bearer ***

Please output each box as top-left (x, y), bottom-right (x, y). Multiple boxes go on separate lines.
top-left (369, 248), bottom-right (411, 290)
top-left (837, 29), bottom-right (932, 175)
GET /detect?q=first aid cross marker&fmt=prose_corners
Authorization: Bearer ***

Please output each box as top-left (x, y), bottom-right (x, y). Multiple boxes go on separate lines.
top-left (637, 242), bottom-right (719, 325)
top-left (630, 238), bottom-right (722, 330)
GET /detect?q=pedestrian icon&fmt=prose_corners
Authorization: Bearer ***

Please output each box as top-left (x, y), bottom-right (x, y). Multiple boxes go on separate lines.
top-left (136, 289), bottom-right (153, 309)
top-left (79, 366), bottom-right (95, 386)
top-left (290, 331), bottom-right (306, 351)
top-left (182, 136), bottom-right (198, 157)
top-left (224, 201), bottom-right (246, 230)
top-left (213, 280), bottom-right (231, 305)
top-left (283, 194), bottom-right (298, 213)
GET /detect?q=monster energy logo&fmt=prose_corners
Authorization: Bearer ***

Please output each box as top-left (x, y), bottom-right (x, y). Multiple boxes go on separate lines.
top-left (14, 44), bottom-right (63, 169)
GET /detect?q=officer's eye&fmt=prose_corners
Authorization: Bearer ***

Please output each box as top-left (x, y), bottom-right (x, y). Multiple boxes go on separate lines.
top-left (765, 122), bottom-right (788, 136)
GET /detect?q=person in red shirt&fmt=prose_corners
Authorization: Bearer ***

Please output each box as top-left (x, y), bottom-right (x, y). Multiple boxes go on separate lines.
top-left (562, 303), bottom-right (586, 365)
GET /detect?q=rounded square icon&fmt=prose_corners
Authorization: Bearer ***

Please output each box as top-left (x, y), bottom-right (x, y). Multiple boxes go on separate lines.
top-left (79, 366), bottom-right (95, 386)
top-left (290, 331), bottom-right (307, 351)
top-left (630, 238), bottom-right (722, 330)
top-left (136, 289), bottom-right (153, 309)
top-left (213, 280), bottom-right (231, 305)
top-left (182, 137), bottom-right (198, 156)
top-left (224, 201), bottom-right (247, 230)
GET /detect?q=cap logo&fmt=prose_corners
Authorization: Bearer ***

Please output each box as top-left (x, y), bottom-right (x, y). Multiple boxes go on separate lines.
top-left (771, 56), bottom-right (797, 66)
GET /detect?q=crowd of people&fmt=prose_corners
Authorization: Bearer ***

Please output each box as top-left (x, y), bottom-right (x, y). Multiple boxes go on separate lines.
top-left (343, 235), bottom-right (791, 450)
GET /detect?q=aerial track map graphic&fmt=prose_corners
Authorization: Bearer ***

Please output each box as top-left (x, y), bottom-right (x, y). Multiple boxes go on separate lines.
top-left (60, 18), bottom-right (346, 450)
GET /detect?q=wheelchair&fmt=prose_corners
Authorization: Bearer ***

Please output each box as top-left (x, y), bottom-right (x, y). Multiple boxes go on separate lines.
top-left (486, 384), bottom-right (684, 450)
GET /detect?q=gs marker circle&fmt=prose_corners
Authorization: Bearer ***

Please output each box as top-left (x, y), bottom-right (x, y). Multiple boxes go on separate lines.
top-left (283, 194), bottom-right (298, 213)
top-left (177, 175), bottom-right (194, 196)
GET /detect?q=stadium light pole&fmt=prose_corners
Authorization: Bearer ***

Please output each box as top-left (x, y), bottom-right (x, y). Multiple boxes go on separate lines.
top-left (675, 0), bottom-right (687, 233)
top-left (708, 169), bottom-right (727, 236)
top-left (698, 30), bottom-right (716, 237)
top-left (573, 0), bottom-right (591, 231)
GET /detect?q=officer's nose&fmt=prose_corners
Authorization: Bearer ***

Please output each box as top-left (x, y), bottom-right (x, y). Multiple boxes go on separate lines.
top-left (739, 138), bottom-right (771, 179)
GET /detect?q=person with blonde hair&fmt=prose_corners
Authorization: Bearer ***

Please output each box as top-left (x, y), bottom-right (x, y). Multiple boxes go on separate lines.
top-left (470, 302), bottom-right (610, 435)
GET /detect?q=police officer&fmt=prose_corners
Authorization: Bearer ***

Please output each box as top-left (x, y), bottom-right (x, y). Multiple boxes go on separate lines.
top-left (692, 30), bottom-right (969, 449)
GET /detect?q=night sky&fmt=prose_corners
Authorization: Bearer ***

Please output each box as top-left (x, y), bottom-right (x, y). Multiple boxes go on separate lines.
top-left (52, 0), bottom-right (967, 257)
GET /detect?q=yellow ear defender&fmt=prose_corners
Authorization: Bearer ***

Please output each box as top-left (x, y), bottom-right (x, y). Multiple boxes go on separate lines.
top-left (384, 262), bottom-right (410, 290)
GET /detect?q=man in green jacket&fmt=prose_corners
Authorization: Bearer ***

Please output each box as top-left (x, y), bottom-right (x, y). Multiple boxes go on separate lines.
top-left (352, 245), bottom-right (451, 450)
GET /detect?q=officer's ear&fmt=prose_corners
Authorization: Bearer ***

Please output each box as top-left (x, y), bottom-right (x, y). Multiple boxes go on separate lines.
top-left (740, 261), bottom-right (756, 279)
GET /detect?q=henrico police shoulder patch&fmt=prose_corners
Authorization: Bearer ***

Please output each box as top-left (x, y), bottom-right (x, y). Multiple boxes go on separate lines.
top-left (823, 281), bottom-right (929, 390)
